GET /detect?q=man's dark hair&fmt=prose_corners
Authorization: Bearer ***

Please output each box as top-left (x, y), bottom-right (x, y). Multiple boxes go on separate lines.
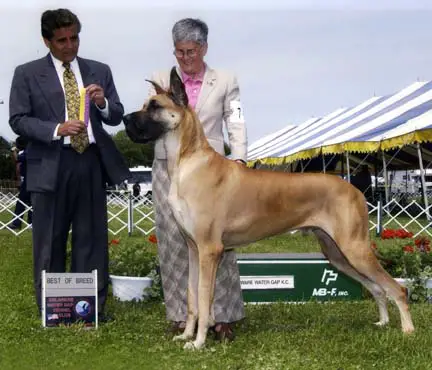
top-left (41, 8), bottom-right (81, 40)
top-left (15, 136), bottom-right (28, 151)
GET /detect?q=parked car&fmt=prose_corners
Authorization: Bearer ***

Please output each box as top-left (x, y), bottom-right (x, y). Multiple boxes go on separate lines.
top-left (127, 166), bottom-right (153, 200)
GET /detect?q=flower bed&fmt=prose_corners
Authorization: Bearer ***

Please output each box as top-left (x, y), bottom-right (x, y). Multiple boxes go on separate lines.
top-left (372, 228), bottom-right (432, 302)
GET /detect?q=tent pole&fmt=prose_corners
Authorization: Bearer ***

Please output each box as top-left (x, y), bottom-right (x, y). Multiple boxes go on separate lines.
top-left (416, 143), bottom-right (430, 220)
top-left (322, 154), bottom-right (326, 174)
top-left (374, 154), bottom-right (379, 204)
top-left (405, 169), bottom-right (408, 194)
top-left (382, 151), bottom-right (389, 203)
top-left (346, 151), bottom-right (351, 183)
top-left (341, 154), bottom-right (344, 178)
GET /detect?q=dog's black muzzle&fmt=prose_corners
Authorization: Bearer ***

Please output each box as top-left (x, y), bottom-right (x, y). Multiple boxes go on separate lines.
top-left (123, 112), bottom-right (165, 144)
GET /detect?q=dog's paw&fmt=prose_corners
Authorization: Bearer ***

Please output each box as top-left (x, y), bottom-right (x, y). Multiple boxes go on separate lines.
top-left (402, 325), bottom-right (415, 335)
top-left (183, 341), bottom-right (197, 350)
top-left (374, 320), bottom-right (389, 327)
top-left (183, 340), bottom-right (205, 350)
top-left (173, 333), bottom-right (190, 342)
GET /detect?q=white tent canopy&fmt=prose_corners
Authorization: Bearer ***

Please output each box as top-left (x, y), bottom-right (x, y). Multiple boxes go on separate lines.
top-left (248, 109), bottom-right (346, 160)
top-left (248, 80), bottom-right (432, 165)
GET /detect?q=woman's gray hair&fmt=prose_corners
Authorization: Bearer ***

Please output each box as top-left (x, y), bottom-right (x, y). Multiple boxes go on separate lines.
top-left (172, 18), bottom-right (208, 45)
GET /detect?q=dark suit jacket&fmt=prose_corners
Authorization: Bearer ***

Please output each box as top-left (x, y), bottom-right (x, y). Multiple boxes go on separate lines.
top-left (9, 54), bottom-right (130, 192)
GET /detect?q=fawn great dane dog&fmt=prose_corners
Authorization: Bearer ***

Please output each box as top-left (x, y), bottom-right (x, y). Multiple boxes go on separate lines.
top-left (123, 67), bottom-right (414, 350)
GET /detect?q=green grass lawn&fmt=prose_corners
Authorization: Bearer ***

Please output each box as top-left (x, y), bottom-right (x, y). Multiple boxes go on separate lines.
top-left (0, 229), bottom-right (431, 370)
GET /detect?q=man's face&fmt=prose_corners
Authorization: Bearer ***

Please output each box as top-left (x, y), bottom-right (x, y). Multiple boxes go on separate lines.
top-left (44, 24), bottom-right (80, 63)
top-left (174, 41), bottom-right (207, 75)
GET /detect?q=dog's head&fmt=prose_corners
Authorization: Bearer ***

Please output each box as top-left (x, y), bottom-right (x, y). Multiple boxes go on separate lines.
top-left (123, 67), bottom-right (189, 143)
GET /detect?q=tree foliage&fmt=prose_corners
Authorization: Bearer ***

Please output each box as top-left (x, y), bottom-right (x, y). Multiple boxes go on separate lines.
top-left (0, 136), bottom-right (15, 180)
top-left (112, 130), bottom-right (234, 166)
top-left (112, 130), bottom-right (155, 168)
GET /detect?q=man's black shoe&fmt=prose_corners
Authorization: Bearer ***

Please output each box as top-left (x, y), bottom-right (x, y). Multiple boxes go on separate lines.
top-left (8, 224), bottom-right (21, 230)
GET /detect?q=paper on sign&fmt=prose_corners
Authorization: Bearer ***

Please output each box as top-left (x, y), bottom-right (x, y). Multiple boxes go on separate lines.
top-left (240, 275), bottom-right (294, 290)
top-left (229, 100), bottom-right (245, 123)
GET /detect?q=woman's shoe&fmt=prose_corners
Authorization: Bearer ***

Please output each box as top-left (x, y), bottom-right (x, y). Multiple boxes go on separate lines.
top-left (210, 322), bottom-right (235, 342)
top-left (166, 321), bottom-right (186, 336)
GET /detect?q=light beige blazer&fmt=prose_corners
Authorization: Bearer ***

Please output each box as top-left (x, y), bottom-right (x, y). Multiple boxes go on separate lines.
top-left (149, 65), bottom-right (248, 161)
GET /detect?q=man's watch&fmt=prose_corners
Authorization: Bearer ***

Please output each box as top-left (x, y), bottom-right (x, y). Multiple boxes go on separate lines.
top-left (235, 159), bottom-right (247, 165)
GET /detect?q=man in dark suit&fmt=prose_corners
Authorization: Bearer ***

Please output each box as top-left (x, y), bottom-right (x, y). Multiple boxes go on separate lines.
top-left (9, 8), bottom-right (130, 319)
top-left (9, 136), bottom-right (32, 230)
top-left (351, 165), bottom-right (373, 203)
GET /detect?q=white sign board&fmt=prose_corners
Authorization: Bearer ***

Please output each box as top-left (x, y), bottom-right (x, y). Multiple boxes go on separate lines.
top-left (240, 275), bottom-right (294, 290)
top-left (42, 270), bottom-right (98, 328)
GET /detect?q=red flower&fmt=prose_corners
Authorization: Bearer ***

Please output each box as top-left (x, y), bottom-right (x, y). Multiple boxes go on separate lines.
top-left (415, 237), bottom-right (429, 245)
top-left (403, 245), bottom-right (414, 253)
top-left (381, 228), bottom-right (413, 240)
top-left (414, 237), bottom-right (431, 252)
top-left (371, 242), bottom-right (377, 250)
top-left (109, 239), bottom-right (120, 246)
top-left (148, 234), bottom-right (157, 244)
top-left (381, 229), bottom-right (395, 239)
top-left (395, 229), bottom-right (412, 239)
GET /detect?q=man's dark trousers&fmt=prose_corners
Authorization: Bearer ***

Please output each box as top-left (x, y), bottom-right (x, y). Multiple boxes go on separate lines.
top-left (31, 145), bottom-right (109, 312)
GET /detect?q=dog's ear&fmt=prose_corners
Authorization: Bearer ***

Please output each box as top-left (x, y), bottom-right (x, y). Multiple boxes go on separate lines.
top-left (145, 80), bottom-right (165, 95)
top-left (169, 67), bottom-right (188, 108)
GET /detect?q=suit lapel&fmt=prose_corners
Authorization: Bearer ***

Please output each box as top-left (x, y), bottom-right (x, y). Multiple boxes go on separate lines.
top-left (34, 54), bottom-right (65, 121)
top-left (78, 57), bottom-right (97, 87)
top-left (194, 67), bottom-right (217, 115)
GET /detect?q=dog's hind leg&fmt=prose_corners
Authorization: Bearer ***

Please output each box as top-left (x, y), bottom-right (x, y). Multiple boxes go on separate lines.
top-left (337, 268), bottom-right (389, 327)
top-left (184, 241), bottom-right (224, 350)
top-left (314, 229), bottom-right (389, 327)
top-left (343, 242), bottom-right (414, 334)
top-left (173, 239), bottom-right (199, 342)
top-left (316, 229), bottom-right (414, 334)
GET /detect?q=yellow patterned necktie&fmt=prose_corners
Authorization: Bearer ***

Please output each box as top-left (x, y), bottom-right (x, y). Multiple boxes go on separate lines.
top-left (63, 62), bottom-right (89, 153)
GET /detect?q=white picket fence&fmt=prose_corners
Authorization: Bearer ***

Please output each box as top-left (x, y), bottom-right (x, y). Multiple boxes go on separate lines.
top-left (367, 194), bottom-right (432, 237)
top-left (0, 191), bottom-right (155, 237)
top-left (1, 190), bottom-right (432, 237)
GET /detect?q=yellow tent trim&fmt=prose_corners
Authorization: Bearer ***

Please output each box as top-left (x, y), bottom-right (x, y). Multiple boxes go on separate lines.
top-left (247, 128), bottom-right (432, 167)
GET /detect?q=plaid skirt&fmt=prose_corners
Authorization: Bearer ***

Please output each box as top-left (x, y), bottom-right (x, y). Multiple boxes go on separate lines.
top-left (152, 159), bottom-right (245, 323)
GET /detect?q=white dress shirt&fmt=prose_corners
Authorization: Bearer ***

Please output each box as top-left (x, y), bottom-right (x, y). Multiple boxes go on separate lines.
top-left (50, 54), bottom-right (109, 144)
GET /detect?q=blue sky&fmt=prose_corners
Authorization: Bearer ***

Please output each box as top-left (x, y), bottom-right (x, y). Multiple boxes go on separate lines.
top-left (1, 1), bottom-right (432, 146)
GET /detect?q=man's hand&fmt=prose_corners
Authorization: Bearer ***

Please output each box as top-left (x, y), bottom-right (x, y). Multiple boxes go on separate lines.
top-left (57, 120), bottom-right (86, 136)
top-left (86, 84), bottom-right (106, 108)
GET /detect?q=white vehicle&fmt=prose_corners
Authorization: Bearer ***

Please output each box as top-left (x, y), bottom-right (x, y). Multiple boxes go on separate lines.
top-left (371, 175), bottom-right (386, 189)
top-left (388, 170), bottom-right (418, 193)
top-left (412, 169), bottom-right (432, 191)
top-left (127, 166), bottom-right (153, 198)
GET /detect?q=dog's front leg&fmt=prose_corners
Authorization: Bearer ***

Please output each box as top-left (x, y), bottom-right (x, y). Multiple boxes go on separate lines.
top-left (173, 241), bottom-right (199, 342)
top-left (184, 243), bottom-right (223, 350)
